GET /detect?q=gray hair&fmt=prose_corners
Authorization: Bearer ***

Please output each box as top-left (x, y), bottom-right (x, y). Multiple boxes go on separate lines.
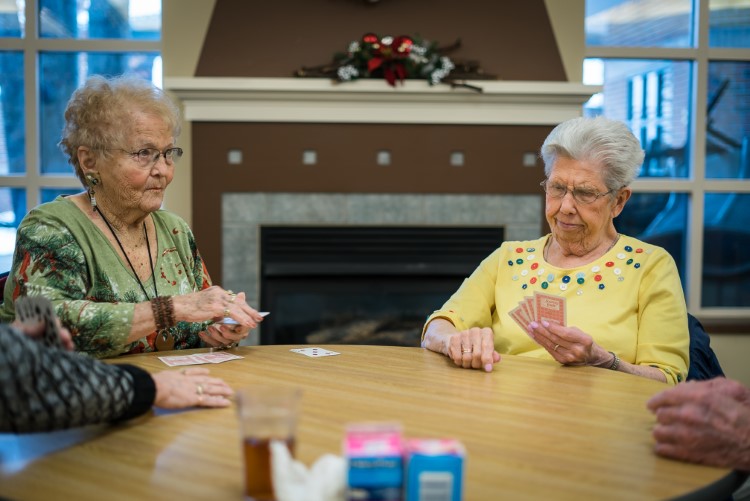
top-left (59, 74), bottom-right (182, 186)
top-left (540, 116), bottom-right (645, 190)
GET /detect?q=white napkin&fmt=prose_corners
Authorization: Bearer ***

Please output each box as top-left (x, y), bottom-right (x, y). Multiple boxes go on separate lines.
top-left (270, 440), bottom-right (346, 501)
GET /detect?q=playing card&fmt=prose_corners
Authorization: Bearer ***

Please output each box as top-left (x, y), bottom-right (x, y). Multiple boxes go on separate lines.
top-left (534, 292), bottom-right (567, 326)
top-left (158, 352), bottom-right (244, 366)
top-left (15, 295), bottom-right (63, 348)
top-left (158, 355), bottom-right (206, 367)
top-left (216, 311), bottom-right (270, 325)
top-left (524, 296), bottom-right (537, 324)
top-left (514, 298), bottom-right (534, 325)
top-left (192, 352), bottom-right (244, 364)
top-left (509, 305), bottom-right (531, 334)
top-left (289, 347), bottom-right (340, 358)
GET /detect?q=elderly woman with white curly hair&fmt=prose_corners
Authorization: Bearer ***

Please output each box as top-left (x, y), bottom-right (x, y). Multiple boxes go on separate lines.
top-left (422, 116), bottom-right (689, 384)
top-left (0, 75), bottom-right (264, 357)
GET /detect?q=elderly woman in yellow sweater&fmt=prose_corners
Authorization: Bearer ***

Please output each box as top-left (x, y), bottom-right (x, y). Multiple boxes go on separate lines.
top-left (422, 116), bottom-right (689, 384)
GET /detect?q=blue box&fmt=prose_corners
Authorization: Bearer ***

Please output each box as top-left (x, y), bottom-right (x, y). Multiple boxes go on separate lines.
top-left (345, 423), bottom-right (404, 501)
top-left (404, 439), bottom-right (465, 501)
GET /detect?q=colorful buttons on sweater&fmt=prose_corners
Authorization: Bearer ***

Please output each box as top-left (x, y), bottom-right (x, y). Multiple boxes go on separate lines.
top-left (506, 239), bottom-right (649, 292)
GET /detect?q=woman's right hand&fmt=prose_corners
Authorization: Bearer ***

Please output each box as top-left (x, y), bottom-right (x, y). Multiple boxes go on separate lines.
top-left (423, 319), bottom-right (500, 372)
top-left (447, 327), bottom-right (501, 372)
top-left (174, 285), bottom-right (264, 327)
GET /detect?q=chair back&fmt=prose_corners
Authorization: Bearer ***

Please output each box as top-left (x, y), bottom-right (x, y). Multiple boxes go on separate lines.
top-left (0, 271), bottom-right (8, 299)
top-left (686, 313), bottom-right (725, 381)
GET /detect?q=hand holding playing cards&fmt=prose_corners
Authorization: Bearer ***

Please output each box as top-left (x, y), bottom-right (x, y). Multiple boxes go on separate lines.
top-left (527, 321), bottom-right (612, 367)
top-left (152, 367), bottom-right (233, 409)
top-left (175, 286), bottom-right (263, 325)
top-left (13, 296), bottom-right (75, 351)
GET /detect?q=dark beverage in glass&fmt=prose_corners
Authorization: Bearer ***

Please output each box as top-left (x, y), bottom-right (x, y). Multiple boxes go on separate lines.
top-left (243, 437), bottom-right (295, 500)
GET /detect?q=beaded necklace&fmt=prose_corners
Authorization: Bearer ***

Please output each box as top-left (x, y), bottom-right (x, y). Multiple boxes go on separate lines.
top-left (95, 206), bottom-right (158, 299)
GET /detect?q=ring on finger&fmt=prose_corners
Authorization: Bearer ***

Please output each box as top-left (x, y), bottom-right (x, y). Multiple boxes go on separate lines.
top-left (554, 344), bottom-right (560, 352)
top-left (229, 293), bottom-right (237, 303)
top-left (223, 307), bottom-right (231, 318)
top-left (461, 348), bottom-right (472, 354)
top-left (196, 383), bottom-right (204, 396)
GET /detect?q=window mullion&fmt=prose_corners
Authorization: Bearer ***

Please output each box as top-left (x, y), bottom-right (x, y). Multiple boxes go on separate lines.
top-left (23, 0), bottom-right (40, 211)
top-left (687, 0), bottom-right (710, 313)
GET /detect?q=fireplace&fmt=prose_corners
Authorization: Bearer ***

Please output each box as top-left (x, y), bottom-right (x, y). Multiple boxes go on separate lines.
top-left (259, 226), bottom-right (503, 345)
top-left (176, 79), bottom-right (596, 346)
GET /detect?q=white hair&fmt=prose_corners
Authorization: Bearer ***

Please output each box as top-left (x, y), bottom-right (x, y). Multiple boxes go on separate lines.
top-left (540, 116), bottom-right (645, 190)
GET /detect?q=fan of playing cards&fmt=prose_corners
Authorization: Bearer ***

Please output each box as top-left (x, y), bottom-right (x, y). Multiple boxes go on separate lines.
top-left (509, 291), bottom-right (567, 334)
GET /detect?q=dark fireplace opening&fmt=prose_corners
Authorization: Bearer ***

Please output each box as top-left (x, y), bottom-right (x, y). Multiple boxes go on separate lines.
top-left (259, 226), bottom-right (504, 346)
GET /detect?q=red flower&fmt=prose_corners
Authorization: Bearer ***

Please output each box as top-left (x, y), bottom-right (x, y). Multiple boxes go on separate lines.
top-left (362, 33), bottom-right (379, 45)
top-left (392, 36), bottom-right (413, 57)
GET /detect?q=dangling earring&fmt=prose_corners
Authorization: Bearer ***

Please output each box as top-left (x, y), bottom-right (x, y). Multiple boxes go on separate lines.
top-left (86, 174), bottom-right (99, 209)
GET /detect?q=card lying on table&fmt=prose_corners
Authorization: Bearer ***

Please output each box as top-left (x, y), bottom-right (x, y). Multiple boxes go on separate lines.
top-left (289, 347), bottom-right (340, 358)
top-left (158, 352), bottom-right (244, 367)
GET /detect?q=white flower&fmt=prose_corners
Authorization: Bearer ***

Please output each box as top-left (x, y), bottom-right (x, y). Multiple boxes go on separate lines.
top-left (381, 36), bottom-right (393, 46)
top-left (411, 44), bottom-right (427, 56)
top-left (337, 65), bottom-right (360, 81)
top-left (348, 41), bottom-right (360, 54)
top-left (441, 57), bottom-right (455, 71)
top-left (408, 53), bottom-right (428, 65)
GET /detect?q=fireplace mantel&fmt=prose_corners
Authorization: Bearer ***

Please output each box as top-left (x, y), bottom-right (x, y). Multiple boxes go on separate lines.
top-left (165, 77), bottom-right (599, 125)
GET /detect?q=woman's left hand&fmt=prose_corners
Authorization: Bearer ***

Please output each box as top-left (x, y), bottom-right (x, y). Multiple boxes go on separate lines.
top-left (152, 367), bottom-right (233, 408)
top-left (527, 320), bottom-right (611, 367)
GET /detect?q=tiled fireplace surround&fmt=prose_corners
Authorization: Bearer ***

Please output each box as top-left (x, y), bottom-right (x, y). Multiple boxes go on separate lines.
top-left (167, 78), bottom-right (598, 344)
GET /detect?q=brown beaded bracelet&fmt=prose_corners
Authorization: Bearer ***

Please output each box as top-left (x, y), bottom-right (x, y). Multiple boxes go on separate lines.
top-left (150, 296), bottom-right (176, 332)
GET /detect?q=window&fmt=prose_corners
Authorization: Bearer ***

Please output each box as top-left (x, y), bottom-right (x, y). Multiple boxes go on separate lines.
top-left (585, 0), bottom-right (750, 318)
top-left (0, 1), bottom-right (162, 272)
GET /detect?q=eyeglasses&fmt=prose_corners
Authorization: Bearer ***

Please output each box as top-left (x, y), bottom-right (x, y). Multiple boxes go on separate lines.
top-left (540, 180), bottom-right (616, 205)
top-left (115, 147), bottom-right (184, 168)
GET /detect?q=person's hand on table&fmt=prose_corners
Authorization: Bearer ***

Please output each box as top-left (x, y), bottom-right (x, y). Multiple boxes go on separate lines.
top-left (152, 367), bottom-right (233, 409)
top-left (527, 320), bottom-right (611, 367)
top-left (647, 378), bottom-right (750, 469)
top-left (447, 327), bottom-right (501, 373)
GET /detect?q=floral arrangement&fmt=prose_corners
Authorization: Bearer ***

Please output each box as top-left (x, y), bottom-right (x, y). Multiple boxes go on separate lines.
top-left (295, 33), bottom-right (494, 90)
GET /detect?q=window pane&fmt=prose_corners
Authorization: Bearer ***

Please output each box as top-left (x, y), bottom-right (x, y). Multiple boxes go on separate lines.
top-left (709, 0), bottom-right (750, 48)
top-left (41, 188), bottom-right (79, 203)
top-left (40, 0), bottom-right (161, 40)
top-left (616, 192), bottom-right (688, 296)
top-left (0, 52), bottom-right (26, 175)
top-left (705, 61), bottom-right (750, 179)
top-left (0, 187), bottom-right (25, 273)
top-left (0, 1), bottom-right (23, 37)
top-left (585, 0), bottom-right (694, 48)
top-left (703, 193), bottom-right (750, 307)
top-left (39, 51), bottom-right (162, 175)
top-left (584, 58), bottom-right (692, 179)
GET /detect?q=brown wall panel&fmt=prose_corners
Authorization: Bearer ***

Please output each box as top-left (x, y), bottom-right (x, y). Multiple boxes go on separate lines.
top-left (196, 0), bottom-right (566, 82)
top-left (192, 123), bottom-right (552, 282)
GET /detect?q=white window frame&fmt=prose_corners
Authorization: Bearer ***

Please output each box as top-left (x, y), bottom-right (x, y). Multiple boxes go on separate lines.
top-left (0, 1), bottom-right (161, 212)
top-left (586, 0), bottom-right (750, 320)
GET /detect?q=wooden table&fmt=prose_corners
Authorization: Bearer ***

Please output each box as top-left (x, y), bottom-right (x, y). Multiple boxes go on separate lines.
top-left (0, 345), bottom-right (743, 500)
